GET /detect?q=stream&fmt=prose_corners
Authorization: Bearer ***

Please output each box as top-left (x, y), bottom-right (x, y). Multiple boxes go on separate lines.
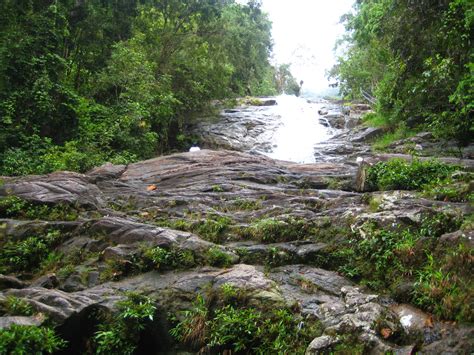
top-left (265, 95), bottom-right (332, 163)
top-left (194, 94), bottom-right (348, 163)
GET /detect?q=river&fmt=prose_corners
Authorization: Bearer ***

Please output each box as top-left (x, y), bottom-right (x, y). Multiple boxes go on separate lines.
top-left (265, 95), bottom-right (332, 163)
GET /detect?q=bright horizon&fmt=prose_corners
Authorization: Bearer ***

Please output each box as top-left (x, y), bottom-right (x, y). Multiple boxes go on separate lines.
top-left (250, 0), bottom-right (354, 95)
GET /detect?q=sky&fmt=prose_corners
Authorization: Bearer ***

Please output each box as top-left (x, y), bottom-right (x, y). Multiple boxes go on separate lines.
top-left (258, 0), bottom-right (354, 94)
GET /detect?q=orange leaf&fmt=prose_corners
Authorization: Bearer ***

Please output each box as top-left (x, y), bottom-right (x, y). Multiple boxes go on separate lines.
top-left (425, 316), bottom-right (434, 328)
top-left (380, 328), bottom-right (392, 339)
top-left (147, 184), bottom-right (157, 191)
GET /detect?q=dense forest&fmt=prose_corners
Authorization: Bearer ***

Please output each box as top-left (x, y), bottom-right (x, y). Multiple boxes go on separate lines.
top-left (330, 0), bottom-right (473, 146)
top-left (0, 0), bottom-right (300, 176)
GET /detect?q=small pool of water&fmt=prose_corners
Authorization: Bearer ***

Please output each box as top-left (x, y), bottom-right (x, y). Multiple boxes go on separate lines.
top-left (265, 95), bottom-right (332, 163)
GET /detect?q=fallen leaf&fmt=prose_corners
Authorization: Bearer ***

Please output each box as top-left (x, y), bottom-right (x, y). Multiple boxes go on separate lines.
top-left (425, 316), bottom-right (434, 328)
top-left (380, 328), bottom-right (392, 339)
top-left (147, 184), bottom-right (157, 191)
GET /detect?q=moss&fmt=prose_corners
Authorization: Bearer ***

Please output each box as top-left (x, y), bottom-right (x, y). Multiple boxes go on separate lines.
top-left (240, 217), bottom-right (313, 243)
top-left (211, 184), bottom-right (224, 193)
top-left (156, 214), bottom-right (233, 243)
top-left (222, 198), bottom-right (263, 212)
top-left (205, 247), bottom-right (233, 267)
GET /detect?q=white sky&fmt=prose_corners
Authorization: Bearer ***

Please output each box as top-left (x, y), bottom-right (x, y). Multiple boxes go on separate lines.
top-left (249, 0), bottom-right (355, 92)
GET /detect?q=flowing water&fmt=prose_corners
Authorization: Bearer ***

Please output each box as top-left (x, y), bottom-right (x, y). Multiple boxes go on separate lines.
top-left (264, 95), bottom-right (333, 163)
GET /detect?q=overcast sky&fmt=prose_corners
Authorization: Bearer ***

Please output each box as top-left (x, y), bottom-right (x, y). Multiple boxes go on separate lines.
top-left (257, 0), bottom-right (354, 92)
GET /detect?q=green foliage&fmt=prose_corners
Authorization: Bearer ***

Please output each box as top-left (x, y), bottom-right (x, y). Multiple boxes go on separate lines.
top-left (142, 246), bottom-right (196, 270)
top-left (194, 215), bottom-right (232, 243)
top-left (275, 64), bottom-right (301, 96)
top-left (224, 198), bottom-right (263, 211)
top-left (0, 230), bottom-right (62, 274)
top-left (170, 295), bottom-right (322, 354)
top-left (366, 158), bottom-right (457, 191)
top-left (422, 173), bottom-right (474, 202)
top-left (0, 324), bottom-right (66, 354)
top-left (413, 244), bottom-right (473, 321)
top-left (93, 292), bottom-right (156, 355)
top-left (331, 0), bottom-right (473, 144)
top-left (0, 196), bottom-right (78, 221)
top-left (330, 212), bottom-right (472, 321)
top-left (0, 0), bottom-right (278, 176)
top-left (2, 296), bottom-right (34, 316)
top-left (242, 217), bottom-right (312, 243)
top-left (205, 247), bottom-right (233, 268)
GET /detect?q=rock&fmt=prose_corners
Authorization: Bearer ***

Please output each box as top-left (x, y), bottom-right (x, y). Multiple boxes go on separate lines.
top-left (351, 127), bottom-right (384, 142)
top-left (31, 274), bottom-right (59, 289)
top-left (87, 271), bottom-right (100, 288)
top-left (0, 315), bottom-right (44, 329)
top-left (351, 104), bottom-right (372, 111)
top-left (259, 99), bottom-right (277, 106)
top-left (2, 287), bottom-right (109, 323)
top-left (61, 274), bottom-right (85, 292)
top-left (318, 117), bottom-right (330, 127)
top-left (305, 335), bottom-right (339, 354)
top-left (213, 264), bottom-right (275, 291)
top-left (87, 162), bottom-right (126, 182)
top-left (318, 108), bottom-right (329, 115)
top-left (0, 275), bottom-right (27, 290)
top-left (391, 304), bottom-right (433, 337)
top-left (102, 245), bottom-right (139, 261)
top-left (323, 113), bottom-right (345, 129)
top-left (0, 172), bottom-right (104, 208)
top-left (438, 230), bottom-right (474, 248)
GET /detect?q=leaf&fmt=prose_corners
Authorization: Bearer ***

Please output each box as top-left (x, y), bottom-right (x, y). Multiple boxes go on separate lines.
top-left (147, 184), bottom-right (157, 191)
top-left (380, 327), bottom-right (392, 339)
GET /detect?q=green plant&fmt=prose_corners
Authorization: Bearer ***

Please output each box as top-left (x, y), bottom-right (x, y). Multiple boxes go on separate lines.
top-left (0, 324), bottom-right (66, 354)
top-left (93, 292), bottom-right (156, 354)
top-left (220, 283), bottom-right (238, 300)
top-left (205, 247), bottom-right (233, 267)
top-left (208, 305), bottom-right (260, 351)
top-left (142, 246), bottom-right (195, 270)
top-left (211, 185), bottom-right (224, 193)
top-left (2, 296), bottom-right (34, 316)
top-left (57, 264), bottom-right (76, 279)
top-left (194, 215), bottom-right (232, 243)
top-left (225, 198), bottom-right (262, 211)
top-left (0, 230), bottom-right (63, 274)
top-left (0, 196), bottom-right (78, 221)
top-left (169, 294), bottom-right (208, 348)
top-left (241, 217), bottom-right (312, 243)
top-left (366, 158), bottom-right (457, 191)
top-left (170, 295), bottom-right (323, 354)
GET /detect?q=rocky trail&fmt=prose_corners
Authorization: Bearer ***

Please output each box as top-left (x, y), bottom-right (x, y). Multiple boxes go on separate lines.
top-left (0, 99), bottom-right (473, 354)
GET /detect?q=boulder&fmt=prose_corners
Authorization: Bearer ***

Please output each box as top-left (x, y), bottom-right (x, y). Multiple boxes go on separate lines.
top-left (306, 335), bottom-right (339, 354)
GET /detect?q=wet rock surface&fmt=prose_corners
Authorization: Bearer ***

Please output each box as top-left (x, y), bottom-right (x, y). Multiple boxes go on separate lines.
top-left (0, 100), bottom-right (472, 353)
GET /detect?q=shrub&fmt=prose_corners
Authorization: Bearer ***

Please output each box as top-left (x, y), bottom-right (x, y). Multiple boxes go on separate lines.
top-left (330, 213), bottom-right (471, 321)
top-left (0, 196), bottom-right (78, 221)
top-left (242, 217), bottom-right (311, 243)
top-left (2, 296), bottom-right (34, 316)
top-left (142, 247), bottom-right (195, 270)
top-left (0, 230), bottom-right (62, 274)
top-left (366, 158), bottom-right (457, 191)
top-left (205, 247), bottom-right (233, 268)
top-left (93, 292), bottom-right (156, 355)
top-left (0, 325), bottom-right (66, 354)
top-left (170, 295), bottom-right (322, 354)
